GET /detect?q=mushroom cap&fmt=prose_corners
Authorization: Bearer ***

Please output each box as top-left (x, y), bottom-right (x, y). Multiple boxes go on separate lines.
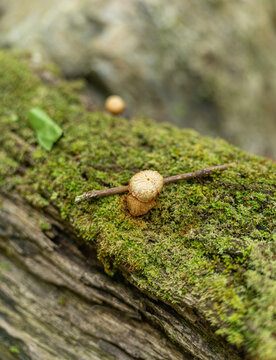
top-left (126, 194), bottom-right (156, 216)
top-left (105, 95), bottom-right (126, 115)
top-left (129, 170), bottom-right (163, 202)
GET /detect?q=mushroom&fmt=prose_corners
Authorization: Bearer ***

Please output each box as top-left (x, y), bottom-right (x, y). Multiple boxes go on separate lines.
top-left (127, 170), bottom-right (164, 216)
top-left (126, 194), bottom-right (156, 216)
top-left (105, 95), bottom-right (126, 115)
top-left (75, 164), bottom-right (230, 216)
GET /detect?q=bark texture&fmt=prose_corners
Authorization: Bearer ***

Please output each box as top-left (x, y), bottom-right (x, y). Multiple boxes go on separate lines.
top-left (0, 194), bottom-right (242, 360)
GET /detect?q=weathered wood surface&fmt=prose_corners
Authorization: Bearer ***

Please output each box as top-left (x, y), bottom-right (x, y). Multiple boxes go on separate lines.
top-left (0, 194), bottom-right (243, 360)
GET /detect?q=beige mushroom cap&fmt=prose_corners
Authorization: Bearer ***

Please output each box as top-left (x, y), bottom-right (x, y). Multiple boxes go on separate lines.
top-left (105, 95), bottom-right (126, 115)
top-left (129, 170), bottom-right (164, 202)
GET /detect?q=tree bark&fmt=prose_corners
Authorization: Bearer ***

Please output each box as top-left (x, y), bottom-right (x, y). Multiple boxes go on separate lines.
top-left (0, 193), bottom-right (243, 360)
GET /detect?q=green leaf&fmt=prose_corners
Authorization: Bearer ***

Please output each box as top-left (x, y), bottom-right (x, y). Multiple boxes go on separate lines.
top-left (9, 346), bottom-right (20, 354)
top-left (28, 108), bottom-right (63, 151)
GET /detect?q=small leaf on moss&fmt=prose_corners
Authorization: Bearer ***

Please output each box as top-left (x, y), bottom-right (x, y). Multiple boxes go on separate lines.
top-left (9, 345), bottom-right (20, 354)
top-left (28, 108), bottom-right (62, 151)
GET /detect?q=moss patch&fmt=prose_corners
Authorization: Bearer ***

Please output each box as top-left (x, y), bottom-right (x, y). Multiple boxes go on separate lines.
top-left (0, 51), bottom-right (275, 359)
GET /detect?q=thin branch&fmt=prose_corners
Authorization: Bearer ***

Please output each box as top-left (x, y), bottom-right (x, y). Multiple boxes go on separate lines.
top-left (75, 164), bottom-right (231, 203)
top-left (75, 185), bottom-right (129, 203)
top-left (163, 164), bottom-right (229, 184)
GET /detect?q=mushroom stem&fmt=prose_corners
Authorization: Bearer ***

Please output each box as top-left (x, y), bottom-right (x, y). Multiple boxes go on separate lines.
top-left (75, 164), bottom-right (231, 203)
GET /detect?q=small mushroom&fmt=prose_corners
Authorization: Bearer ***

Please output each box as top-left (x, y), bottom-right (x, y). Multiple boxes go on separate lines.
top-left (127, 170), bottom-right (164, 216)
top-left (105, 95), bottom-right (126, 115)
top-left (75, 165), bottom-right (230, 217)
top-left (129, 170), bottom-right (163, 202)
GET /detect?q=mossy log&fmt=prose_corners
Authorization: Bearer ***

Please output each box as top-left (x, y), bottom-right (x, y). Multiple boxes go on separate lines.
top-left (0, 51), bottom-right (275, 360)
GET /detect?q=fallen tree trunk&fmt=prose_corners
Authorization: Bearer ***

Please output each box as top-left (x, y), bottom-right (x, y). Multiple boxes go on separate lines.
top-left (0, 51), bottom-right (275, 360)
top-left (0, 195), bottom-right (242, 360)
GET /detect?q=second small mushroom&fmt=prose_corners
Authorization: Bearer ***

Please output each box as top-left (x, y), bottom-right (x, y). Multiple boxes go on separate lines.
top-left (105, 95), bottom-right (126, 115)
top-left (127, 170), bottom-right (164, 216)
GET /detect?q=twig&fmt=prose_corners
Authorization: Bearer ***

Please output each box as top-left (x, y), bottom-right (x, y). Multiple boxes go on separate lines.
top-left (75, 185), bottom-right (129, 203)
top-left (163, 164), bottom-right (229, 184)
top-left (75, 164), bottom-right (230, 203)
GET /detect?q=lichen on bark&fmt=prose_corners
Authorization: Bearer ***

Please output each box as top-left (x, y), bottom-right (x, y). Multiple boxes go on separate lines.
top-left (0, 51), bottom-right (275, 359)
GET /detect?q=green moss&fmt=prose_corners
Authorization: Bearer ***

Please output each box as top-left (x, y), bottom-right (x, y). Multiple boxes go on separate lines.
top-left (0, 262), bottom-right (10, 277)
top-left (0, 51), bottom-right (275, 359)
top-left (58, 295), bottom-right (67, 307)
top-left (38, 219), bottom-right (52, 231)
top-left (0, 151), bottom-right (18, 186)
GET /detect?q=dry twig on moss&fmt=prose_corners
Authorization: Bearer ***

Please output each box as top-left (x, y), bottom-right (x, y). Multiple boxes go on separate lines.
top-left (75, 164), bottom-right (230, 203)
